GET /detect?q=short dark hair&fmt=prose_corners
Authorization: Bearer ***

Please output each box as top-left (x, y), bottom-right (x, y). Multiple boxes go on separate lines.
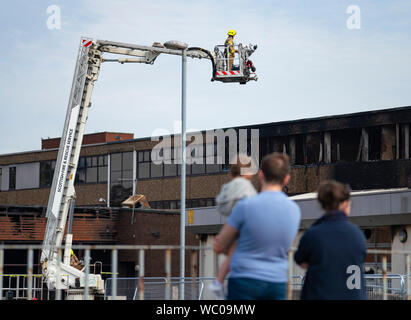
top-left (317, 180), bottom-right (351, 212)
top-left (260, 152), bottom-right (290, 184)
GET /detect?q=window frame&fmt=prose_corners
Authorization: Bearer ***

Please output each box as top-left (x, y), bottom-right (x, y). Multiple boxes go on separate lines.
top-left (39, 161), bottom-right (56, 188)
top-left (9, 166), bottom-right (16, 190)
top-left (76, 155), bottom-right (108, 184)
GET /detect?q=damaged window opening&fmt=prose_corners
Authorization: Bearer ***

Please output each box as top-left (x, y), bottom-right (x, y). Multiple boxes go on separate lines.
top-left (305, 133), bottom-right (322, 164)
top-left (334, 129), bottom-right (362, 162)
top-left (381, 125), bottom-right (396, 161)
top-left (397, 123), bottom-right (410, 160)
top-left (368, 126), bottom-right (382, 161)
top-left (294, 135), bottom-right (305, 165)
top-left (260, 136), bottom-right (290, 164)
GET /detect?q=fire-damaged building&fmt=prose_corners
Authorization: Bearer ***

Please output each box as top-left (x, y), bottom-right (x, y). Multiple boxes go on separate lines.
top-left (0, 105), bottom-right (410, 279)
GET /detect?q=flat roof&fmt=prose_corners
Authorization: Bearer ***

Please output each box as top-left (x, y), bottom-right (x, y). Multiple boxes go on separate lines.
top-left (186, 188), bottom-right (411, 234)
top-left (290, 188), bottom-right (410, 200)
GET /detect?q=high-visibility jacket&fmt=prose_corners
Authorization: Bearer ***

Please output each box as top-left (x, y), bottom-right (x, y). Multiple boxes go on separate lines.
top-left (225, 36), bottom-right (235, 57)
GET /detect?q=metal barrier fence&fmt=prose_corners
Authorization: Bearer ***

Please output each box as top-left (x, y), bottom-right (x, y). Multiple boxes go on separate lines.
top-left (2, 273), bottom-right (408, 300)
top-left (1, 245), bottom-right (411, 300)
top-left (104, 277), bottom-right (211, 300)
top-left (287, 249), bottom-right (411, 300)
top-left (1, 274), bottom-right (44, 300)
top-left (364, 274), bottom-right (407, 300)
top-left (288, 274), bottom-right (408, 300)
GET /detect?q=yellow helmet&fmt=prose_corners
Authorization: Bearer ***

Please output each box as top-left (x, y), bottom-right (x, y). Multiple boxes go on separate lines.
top-left (227, 29), bottom-right (236, 36)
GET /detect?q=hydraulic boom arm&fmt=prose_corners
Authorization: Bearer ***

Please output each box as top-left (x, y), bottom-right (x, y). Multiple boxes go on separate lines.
top-left (41, 37), bottom-right (257, 295)
top-left (40, 37), bottom-right (213, 293)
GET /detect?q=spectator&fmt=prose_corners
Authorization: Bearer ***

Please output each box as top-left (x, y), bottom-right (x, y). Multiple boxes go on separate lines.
top-left (214, 152), bottom-right (301, 300)
top-left (209, 154), bottom-right (257, 299)
top-left (294, 180), bottom-right (367, 300)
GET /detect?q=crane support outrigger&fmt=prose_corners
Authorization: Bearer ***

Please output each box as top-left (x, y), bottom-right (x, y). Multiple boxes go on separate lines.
top-left (41, 37), bottom-right (258, 299)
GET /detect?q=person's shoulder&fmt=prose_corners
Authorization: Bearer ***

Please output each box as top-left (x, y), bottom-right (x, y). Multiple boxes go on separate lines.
top-left (286, 196), bottom-right (300, 209)
top-left (233, 191), bottom-right (258, 208)
top-left (299, 225), bottom-right (317, 243)
top-left (345, 220), bottom-right (366, 238)
top-left (337, 220), bottom-right (367, 251)
top-left (301, 220), bottom-right (330, 245)
top-left (229, 196), bottom-right (250, 217)
top-left (279, 193), bottom-right (301, 213)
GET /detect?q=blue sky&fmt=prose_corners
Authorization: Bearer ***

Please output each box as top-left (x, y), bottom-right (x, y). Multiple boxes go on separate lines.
top-left (1, 0), bottom-right (411, 154)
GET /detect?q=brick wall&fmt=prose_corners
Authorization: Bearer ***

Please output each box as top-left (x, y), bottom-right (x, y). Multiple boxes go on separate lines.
top-left (116, 209), bottom-right (199, 277)
top-left (41, 132), bottom-right (134, 150)
top-left (0, 207), bottom-right (118, 243)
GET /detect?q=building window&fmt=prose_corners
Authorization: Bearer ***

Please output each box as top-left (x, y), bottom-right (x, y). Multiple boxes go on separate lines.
top-left (339, 129), bottom-right (362, 162)
top-left (204, 143), bottom-right (223, 174)
top-left (111, 152), bottom-right (133, 187)
top-left (164, 162), bottom-right (177, 177)
top-left (149, 198), bottom-right (216, 209)
top-left (98, 156), bottom-right (108, 182)
top-left (369, 126), bottom-right (382, 161)
top-left (205, 143), bottom-right (222, 173)
top-left (0, 168), bottom-right (2, 191)
top-left (110, 152), bottom-right (133, 207)
top-left (76, 155), bottom-right (108, 184)
top-left (305, 133), bottom-right (322, 164)
top-left (150, 149), bottom-right (164, 178)
top-left (294, 135), bottom-right (305, 165)
top-left (136, 145), bottom-right (226, 180)
top-left (137, 150), bottom-right (151, 179)
top-left (9, 166), bottom-right (16, 190)
top-left (138, 148), bottom-right (179, 179)
top-left (163, 147), bottom-right (177, 177)
top-left (40, 161), bottom-right (56, 188)
top-left (189, 146), bottom-right (205, 175)
top-left (175, 147), bottom-right (192, 176)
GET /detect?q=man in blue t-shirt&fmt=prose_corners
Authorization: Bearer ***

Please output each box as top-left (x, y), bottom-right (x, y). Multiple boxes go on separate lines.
top-left (214, 152), bottom-right (301, 300)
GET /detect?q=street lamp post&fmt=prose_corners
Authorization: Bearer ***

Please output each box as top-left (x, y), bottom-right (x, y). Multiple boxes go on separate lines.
top-left (164, 40), bottom-right (188, 300)
top-left (180, 47), bottom-right (187, 300)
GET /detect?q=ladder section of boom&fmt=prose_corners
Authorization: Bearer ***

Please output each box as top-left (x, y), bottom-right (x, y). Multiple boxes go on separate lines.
top-left (41, 38), bottom-right (102, 264)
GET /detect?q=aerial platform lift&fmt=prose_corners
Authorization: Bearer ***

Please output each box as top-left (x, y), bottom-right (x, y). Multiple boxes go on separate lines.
top-left (213, 43), bottom-right (258, 84)
top-left (40, 37), bottom-right (258, 299)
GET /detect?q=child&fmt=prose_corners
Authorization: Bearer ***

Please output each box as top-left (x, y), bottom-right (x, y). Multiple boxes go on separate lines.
top-left (209, 155), bottom-right (257, 299)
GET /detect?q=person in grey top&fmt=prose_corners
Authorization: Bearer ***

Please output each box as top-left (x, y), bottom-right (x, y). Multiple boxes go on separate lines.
top-left (215, 161), bottom-right (257, 217)
top-left (209, 154), bottom-right (257, 299)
